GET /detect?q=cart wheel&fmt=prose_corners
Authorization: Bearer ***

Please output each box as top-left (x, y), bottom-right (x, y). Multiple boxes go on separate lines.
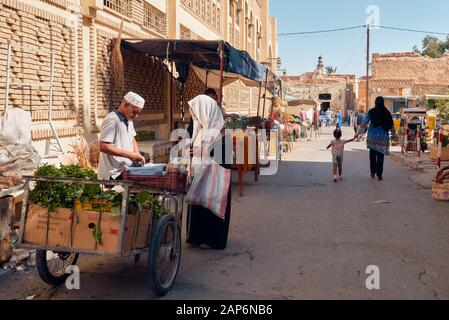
top-left (36, 250), bottom-right (79, 286)
top-left (148, 214), bottom-right (181, 296)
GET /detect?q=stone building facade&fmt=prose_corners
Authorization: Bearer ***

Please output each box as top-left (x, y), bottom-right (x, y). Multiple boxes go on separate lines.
top-left (0, 0), bottom-right (278, 156)
top-left (358, 52), bottom-right (449, 113)
top-left (284, 56), bottom-right (357, 118)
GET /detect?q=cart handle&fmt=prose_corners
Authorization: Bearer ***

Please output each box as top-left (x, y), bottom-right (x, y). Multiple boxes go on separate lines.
top-left (23, 175), bottom-right (134, 186)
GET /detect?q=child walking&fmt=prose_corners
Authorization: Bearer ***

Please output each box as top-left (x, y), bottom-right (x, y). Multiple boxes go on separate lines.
top-left (327, 129), bottom-right (357, 182)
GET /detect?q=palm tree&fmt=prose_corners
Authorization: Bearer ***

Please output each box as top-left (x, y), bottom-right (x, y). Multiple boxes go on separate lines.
top-left (325, 66), bottom-right (338, 74)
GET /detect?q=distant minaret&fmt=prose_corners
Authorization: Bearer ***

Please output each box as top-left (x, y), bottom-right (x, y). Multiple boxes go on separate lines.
top-left (316, 55), bottom-right (324, 74)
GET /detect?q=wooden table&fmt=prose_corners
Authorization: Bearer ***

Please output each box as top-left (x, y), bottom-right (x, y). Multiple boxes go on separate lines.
top-left (231, 133), bottom-right (259, 197)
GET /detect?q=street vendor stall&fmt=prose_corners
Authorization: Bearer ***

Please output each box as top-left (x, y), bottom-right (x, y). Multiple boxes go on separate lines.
top-left (18, 164), bottom-right (187, 296)
top-left (119, 39), bottom-right (270, 196)
top-left (16, 39), bottom-right (270, 296)
top-left (120, 39), bottom-right (268, 111)
top-left (399, 108), bottom-right (429, 156)
top-left (425, 95), bottom-right (449, 163)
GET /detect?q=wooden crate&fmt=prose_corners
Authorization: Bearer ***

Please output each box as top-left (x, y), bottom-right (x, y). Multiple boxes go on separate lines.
top-left (22, 204), bottom-right (152, 255)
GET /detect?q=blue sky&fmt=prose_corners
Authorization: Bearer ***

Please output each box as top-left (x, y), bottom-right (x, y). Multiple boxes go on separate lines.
top-left (269, 0), bottom-right (449, 77)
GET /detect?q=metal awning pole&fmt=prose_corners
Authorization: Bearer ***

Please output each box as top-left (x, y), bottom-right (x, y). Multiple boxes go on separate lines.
top-left (261, 70), bottom-right (269, 120)
top-left (256, 82), bottom-right (262, 118)
top-left (169, 62), bottom-right (174, 132)
top-left (218, 41), bottom-right (225, 108)
top-left (4, 42), bottom-right (12, 114)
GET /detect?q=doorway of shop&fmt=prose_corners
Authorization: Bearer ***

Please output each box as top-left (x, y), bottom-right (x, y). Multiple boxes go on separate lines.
top-left (320, 102), bottom-right (330, 113)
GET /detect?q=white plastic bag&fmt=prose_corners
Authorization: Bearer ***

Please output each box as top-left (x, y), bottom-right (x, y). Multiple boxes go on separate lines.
top-left (0, 107), bottom-right (39, 175)
top-left (0, 107), bottom-right (32, 145)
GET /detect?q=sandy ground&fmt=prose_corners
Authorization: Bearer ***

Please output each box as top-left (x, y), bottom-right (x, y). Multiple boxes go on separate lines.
top-left (1, 126), bottom-right (448, 300)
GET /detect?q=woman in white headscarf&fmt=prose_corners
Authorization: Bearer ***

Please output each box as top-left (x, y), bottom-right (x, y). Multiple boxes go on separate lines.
top-left (188, 92), bottom-right (225, 166)
top-left (186, 90), bottom-right (233, 250)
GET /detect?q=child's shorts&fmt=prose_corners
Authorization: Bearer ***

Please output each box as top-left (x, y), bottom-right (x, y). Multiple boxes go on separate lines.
top-left (333, 155), bottom-right (343, 165)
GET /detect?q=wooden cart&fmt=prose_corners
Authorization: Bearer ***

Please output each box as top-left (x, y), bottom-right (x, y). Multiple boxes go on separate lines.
top-left (17, 176), bottom-right (186, 297)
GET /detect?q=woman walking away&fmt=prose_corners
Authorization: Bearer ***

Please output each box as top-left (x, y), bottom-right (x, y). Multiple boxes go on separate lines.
top-left (357, 97), bottom-right (398, 181)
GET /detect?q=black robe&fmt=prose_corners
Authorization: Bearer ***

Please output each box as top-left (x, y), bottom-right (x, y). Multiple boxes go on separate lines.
top-left (185, 136), bottom-right (232, 250)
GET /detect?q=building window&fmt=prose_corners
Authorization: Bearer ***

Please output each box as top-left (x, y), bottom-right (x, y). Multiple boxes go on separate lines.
top-left (234, 29), bottom-right (240, 48)
top-left (181, 0), bottom-right (223, 35)
top-left (200, 0), bottom-right (206, 18)
top-left (103, 0), bottom-right (131, 17)
top-left (180, 25), bottom-right (199, 40)
top-left (143, 3), bottom-right (167, 35)
top-left (180, 25), bottom-right (191, 39)
top-left (217, 7), bottom-right (221, 32)
top-left (319, 93), bottom-right (332, 101)
top-left (194, 0), bottom-right (200, 14)
top-left (212, 3), bottom-right (217, 29)
top-left (181, 0), bottom-right (192, 8)
top-left (206, 0), bottom-right (211, 24)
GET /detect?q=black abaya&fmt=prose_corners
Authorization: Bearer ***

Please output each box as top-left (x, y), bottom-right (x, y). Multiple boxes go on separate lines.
top-left (186, 183), bottom-right (232, 250)
top-left (186, 137), bottom-right (232, 250)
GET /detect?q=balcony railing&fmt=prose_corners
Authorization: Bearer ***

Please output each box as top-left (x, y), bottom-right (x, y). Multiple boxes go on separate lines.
top-left (180, 0), bottom-right (222, 35)
top-left (143, 3), bottom-right (167, 35)
top-left (103, 0), bottom-right (132, 18)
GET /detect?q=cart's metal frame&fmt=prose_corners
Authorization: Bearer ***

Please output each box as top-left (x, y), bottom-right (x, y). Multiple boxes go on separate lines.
top-left (17, 176), bottom-right (185, 258)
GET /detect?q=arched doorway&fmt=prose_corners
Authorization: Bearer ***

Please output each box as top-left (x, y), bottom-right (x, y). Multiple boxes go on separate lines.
top-left (320, 102), bottom-right (330, 113)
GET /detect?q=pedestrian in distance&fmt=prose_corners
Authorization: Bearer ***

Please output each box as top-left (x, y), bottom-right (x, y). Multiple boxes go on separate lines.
top-left (353, 111), bottom-right (359, 134)
top-left (327, 128), bottom-right (357, 183)
top-left (356, 96), bottom-right (398, 181)
top-left (325, 108), bottom-right (333, 127)
top-left (336, 110), bottom-right (343, 129)
top-left (355, 111), bottom-right (366, 141)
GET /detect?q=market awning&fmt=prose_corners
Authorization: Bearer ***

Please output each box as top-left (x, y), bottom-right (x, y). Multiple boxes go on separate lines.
top-left (403, 107), bottom-right (427, 114)
top-left (287, 99), bottom-right (317, 107)
top-left (383, 96), bottom-right (420, 101)
top-left (121, 39), bottom-right (268, 89)
top-left (424, 94), bottom-right (449, 101)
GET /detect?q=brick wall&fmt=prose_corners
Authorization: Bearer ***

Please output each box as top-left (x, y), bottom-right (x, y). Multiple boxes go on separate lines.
top-left (0, 0), bottom-right (277, 155)
top-left (0, 0), bottom-right (80, 142)
top-left (372, 52), bottom-right (449, 85)
top-left (223, 81), bottom-right (240, 113)
top-left (93, 32), bottom-right (168, 132)
top-left (0, 0), bottom-right (173, 147)
top-left (171, 69), bottom-right (206, 125)
top-left (366, 52), bottom-right (449, 110)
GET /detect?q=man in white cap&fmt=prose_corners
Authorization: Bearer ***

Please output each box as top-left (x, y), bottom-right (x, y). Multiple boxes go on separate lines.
top-left (98, 92), bottom-right (146, 180)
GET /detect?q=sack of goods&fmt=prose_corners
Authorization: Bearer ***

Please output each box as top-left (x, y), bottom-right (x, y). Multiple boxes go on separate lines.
top-left (0, 107), bottom-right (40, 178)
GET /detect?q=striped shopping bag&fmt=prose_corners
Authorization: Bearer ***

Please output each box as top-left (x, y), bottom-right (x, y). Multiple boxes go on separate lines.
top-left (186, 161), bottom-right (231, 220)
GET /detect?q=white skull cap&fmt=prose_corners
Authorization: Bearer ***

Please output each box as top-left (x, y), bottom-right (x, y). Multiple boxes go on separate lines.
top-left (124, 92), bottom-right (145, 109)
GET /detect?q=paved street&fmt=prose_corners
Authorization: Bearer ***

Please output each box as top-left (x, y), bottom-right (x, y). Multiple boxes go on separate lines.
top-left (1, 126), bottom-right (449, 300)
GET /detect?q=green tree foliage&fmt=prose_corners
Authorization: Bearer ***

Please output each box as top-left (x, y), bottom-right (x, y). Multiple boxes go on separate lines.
top-left (414, 35), bottom-right (449, 58)
top-left (325, 66), bottom-right (337, 74)
top-left (436, 92), bottom-right (449, 122)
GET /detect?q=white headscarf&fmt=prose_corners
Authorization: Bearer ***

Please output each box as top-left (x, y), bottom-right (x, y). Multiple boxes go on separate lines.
top-left (188, 95), bottom-right (225, 163)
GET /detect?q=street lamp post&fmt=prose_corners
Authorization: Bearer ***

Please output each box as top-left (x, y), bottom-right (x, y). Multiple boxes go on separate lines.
top-left (266, 57), bottom-right (287, 99)
top-left (267, 57), bottom-right (282, 71)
